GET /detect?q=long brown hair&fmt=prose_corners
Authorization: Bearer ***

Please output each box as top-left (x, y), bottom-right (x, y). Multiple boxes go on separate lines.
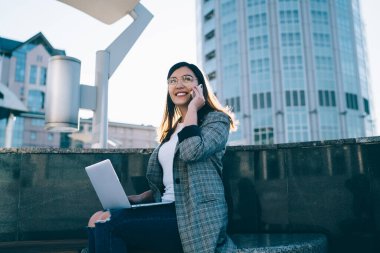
top-left (158, 62), bottom-right (237, 143)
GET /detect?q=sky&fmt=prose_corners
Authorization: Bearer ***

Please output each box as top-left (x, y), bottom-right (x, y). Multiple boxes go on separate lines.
top-left (0, 0), bottom-right (379, 135)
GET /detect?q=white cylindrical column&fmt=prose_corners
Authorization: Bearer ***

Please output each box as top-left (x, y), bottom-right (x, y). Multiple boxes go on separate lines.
top-left (92, 50), bottom-right (110, 148)
top-left (4, 113), bottom-right (15, 148)
top-left (45, 56), bottom-right (81, 132)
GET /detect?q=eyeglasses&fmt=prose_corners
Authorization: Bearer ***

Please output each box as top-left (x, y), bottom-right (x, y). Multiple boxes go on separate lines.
top-left (167, 75), bottom-right (197, 86)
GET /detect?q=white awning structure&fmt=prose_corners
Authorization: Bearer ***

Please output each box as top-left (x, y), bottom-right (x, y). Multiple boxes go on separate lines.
top-left (58, 0), bottom-right (140, 24)
top-left (0, 82), bottom-right (27, 119)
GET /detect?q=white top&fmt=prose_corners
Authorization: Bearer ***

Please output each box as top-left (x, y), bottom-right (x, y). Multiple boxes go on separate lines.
top-left (158, 123), bottom-right (184, 202)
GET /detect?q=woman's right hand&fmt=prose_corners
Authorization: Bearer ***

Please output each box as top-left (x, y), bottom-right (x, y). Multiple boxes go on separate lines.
top-left (128, 194), bottom-right (142, 204)
top-left (128, 190), bottom-right (153, 204)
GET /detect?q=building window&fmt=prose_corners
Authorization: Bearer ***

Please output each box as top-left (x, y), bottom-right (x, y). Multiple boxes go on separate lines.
top-left (281, 33), bottom-right (301, 47)
top-left (30, 132), bottom-right (37, 140)
top-left (14, 51), bottom-right (26, 82)
top-left (221, 0), bottom-right (236, 15)
top-left (248, 0), bottom-right (266, 7)
top-left (311, 10), bottom-right (329, 25)
top-left (286, 112), bottom-right (309, 142)
top-left (279, 10), bottom-right (299, 24)
top-left (204, 10), bottom-right (214, 21)
top-left (363, 98), bottom-right (370, 114)
top-left (37, 55), bottom-right (43, 62)
top-left (249, 35), bottom-right (269, 50)
top-left (205, 30), bottom-right (215, 41)
top-left (222, 20), bottom-right (237, 36)
top-left (315, 56), bottom-right (333, 71)
top-left (286, 90), bottom-right (291, 106)
top-left (283, 56), bottom-right (303, 70)
top-left (345, 92), bottom-right (358, 110)
top-left (39, 67), bottom-right (47, 85)
top-left (0, 92), bottom-right (3, 100)
top-left (300, 90), bottom-right (305, 105)
top-left (251, 58), bottom-right (270, 73)
top-left (31, 118), bottom-right (45, 126)
top-left (29, 65), bottom-right (37, 84)
top-left (252, 92), bottom-right (272, 109)
top-left (48, 133), bottom-right (54, 141)
top-left (318, 90), bottom-right (336, 107)
top-left (27, 90), bottom-right (45, 112)
top-left (313, 33), bottom-right (331, 47)
top-left (266, 92), bottom-right (271, 108)
top-left (205, 50), bottom-right (216, 61)
top-left (254, 127), bottom-right (274, 145)
top-left (207, 71), bottom-right (216, 81)
top-left (225, 96), bottom-right (241, 113)
top-left (248, 13), bottom-right (267, 28)
top-left (285, 90), bottom-right (306, 107)
top-left (19, 87), bottom-right (24, 97)
top-left (13, 44), bottom-right (36, 83)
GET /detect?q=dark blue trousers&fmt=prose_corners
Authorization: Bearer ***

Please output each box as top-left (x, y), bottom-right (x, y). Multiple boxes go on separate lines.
top-left (87, 203), bottom-right (183, 253)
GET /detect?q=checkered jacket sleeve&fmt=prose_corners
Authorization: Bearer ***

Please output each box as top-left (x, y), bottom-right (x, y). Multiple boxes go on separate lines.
top-left (177, 111), bottom-right (230, 162)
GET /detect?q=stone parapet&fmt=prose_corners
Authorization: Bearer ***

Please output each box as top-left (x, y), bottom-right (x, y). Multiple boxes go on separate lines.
top-left (0, 136), bottom-right (379, 252)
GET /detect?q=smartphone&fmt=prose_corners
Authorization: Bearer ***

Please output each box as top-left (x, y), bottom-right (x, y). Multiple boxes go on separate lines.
top-left (192, 84), bottom-right (203, 98)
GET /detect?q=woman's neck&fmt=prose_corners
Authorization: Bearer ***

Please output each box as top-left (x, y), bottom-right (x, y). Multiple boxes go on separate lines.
top-left (178, 106), bottom-right (188, 122)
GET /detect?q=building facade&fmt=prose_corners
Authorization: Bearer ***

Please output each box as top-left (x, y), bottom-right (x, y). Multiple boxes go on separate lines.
top-left (0, 33), bottom-right (157, 148)
top-left (197, 0), bottom-right (375, 145)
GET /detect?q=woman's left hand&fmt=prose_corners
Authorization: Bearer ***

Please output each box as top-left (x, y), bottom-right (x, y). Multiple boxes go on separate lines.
top-left (188, 84), bottom-right (205, 111)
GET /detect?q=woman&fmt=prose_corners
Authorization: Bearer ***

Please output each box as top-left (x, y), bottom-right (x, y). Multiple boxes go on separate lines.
top-left (86, 62), bottom-right (238, 253)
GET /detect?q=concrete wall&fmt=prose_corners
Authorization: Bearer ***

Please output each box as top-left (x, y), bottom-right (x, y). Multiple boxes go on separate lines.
top-left (0, 137), bottom-right (379, 252)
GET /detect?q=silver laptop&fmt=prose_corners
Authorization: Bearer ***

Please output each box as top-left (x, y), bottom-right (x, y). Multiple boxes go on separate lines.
top-left (85, 159), bottom-right (172, 209)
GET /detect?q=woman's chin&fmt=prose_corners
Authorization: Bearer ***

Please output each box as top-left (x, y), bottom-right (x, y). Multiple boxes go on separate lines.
top-left (173, 97), bottom-right (191, 106)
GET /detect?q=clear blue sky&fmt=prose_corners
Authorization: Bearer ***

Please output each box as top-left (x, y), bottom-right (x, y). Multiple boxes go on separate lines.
top-left (0, 0), bottom-right (379, 135)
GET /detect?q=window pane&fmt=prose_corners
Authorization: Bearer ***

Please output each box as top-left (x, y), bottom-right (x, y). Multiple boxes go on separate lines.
top-left (319, 90), bottom-right (324, 106)
top-left (266, 92), bottom-right (271, 108)
top-left (353, 94), bottom-right (358, 110)
top-left (253, 94), bottom-right (258, 109)
top-left (325, 90), bottom-right (330, 106)
top-left (300, 90), bottom-right (305, 106)
top-left (29, 65), bottom-right (37, 84)
top-left (286, 91), bottom-right (291, 106)
top-left (27, 90), bottom-right (45, 112)
top-left (259, 93), bottom-right (265, 108)
top-left (39, 67), bottom-right (47, 85)
top-left (293, 90), bottom-right (298, 106)
top-left (330, 91), bottom-right (336, 106)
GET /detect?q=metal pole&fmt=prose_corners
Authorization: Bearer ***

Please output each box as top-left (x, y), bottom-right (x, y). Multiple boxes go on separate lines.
top-left (92, 50), bottom-right (110, 148)
top-left (5, 113), bottom-right (15, 148)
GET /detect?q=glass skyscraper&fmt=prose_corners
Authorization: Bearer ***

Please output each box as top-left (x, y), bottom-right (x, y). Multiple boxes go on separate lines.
top-left (197, 0), bottom-right (375, 145)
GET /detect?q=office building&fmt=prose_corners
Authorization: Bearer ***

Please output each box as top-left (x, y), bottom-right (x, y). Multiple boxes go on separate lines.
top-left (197, 0), bottom-right (375, 145)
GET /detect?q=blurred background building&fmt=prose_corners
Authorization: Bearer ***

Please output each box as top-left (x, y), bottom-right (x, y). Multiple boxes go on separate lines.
top-left (0, 33), bottom-right (157, 148)
top-left (197, 0), bottom-right (375, 145)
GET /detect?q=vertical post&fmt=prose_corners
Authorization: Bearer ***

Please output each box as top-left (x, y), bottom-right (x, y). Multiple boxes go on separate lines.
top-left (5, 113), bottom-right (15, 148)
top-left (92, 50), bottom-right (110, 148)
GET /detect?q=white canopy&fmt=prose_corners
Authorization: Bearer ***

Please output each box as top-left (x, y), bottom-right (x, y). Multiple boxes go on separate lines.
top-left (58, 0), bottom-right (140, 24)
top-left (0, 83), bottom-right (28, 117)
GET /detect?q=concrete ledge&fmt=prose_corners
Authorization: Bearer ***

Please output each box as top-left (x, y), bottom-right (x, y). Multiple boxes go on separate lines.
top-left (233, 234), bottom-right (327, 253)
top-left (0, 234), bottom-right (327, 253)
top-left (0, 239), bottom-right (87, 253)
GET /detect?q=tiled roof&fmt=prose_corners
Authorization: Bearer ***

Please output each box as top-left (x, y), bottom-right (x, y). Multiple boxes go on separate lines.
top-left (0, 32), bottom-right (65, 56)
top-left (0, 37), bottom-right (22, 56)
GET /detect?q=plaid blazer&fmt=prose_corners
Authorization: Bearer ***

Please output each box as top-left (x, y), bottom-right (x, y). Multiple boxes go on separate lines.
top-left (146, 111), bottom-right (237, 253)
